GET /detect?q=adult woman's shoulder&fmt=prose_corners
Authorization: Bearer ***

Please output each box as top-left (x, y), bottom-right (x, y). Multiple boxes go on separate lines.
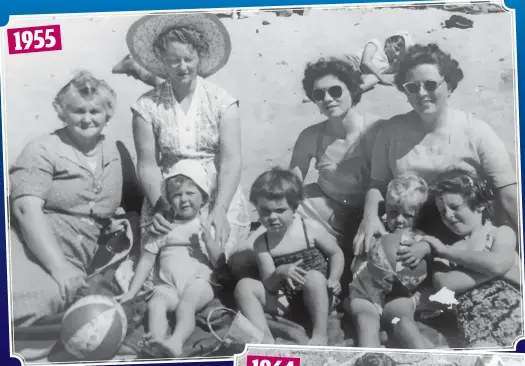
top-left (130, 81), bottom-right (169, 124)
top-left (200, 77), bottom-right (238, 108)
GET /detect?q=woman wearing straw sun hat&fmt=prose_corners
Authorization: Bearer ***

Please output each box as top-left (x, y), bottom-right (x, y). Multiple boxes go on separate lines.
top-left (125, 12), bottom-right (250, 265)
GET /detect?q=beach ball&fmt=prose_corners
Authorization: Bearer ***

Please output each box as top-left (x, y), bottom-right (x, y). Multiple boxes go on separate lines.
top-left (379, 230), bottom-right (428, 291)
top-left (60, 295), bottom-right (128, 361)
top-left (354, 353), bottom-right (397, 366)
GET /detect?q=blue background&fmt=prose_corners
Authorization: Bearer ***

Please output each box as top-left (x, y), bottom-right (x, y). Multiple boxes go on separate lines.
top-left (1, 0), bottom-right (524, 365)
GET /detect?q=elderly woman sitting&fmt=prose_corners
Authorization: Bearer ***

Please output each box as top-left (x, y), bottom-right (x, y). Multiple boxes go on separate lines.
top-left (9, 71), bottom-right (133, 327)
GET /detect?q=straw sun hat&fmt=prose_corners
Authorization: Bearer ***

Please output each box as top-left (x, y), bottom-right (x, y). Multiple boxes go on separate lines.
top-left (126, 12), bottom-right (232, 78)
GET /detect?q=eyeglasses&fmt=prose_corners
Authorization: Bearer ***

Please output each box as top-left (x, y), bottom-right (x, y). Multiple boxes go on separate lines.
top-left (311, 85), bottom-right (343, 101)
top-left (402, 79), bottom-right (445, 95)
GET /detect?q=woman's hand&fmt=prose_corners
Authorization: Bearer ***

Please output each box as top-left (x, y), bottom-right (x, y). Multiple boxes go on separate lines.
top-left (277, 259), bottom-right (308, 289)
top-left (353, 214), bottom-right (387, 256)
top-left (206, 206), bottom-right (230, 248)
top-left (379, 74), bottom-right (395, 86)
top-left (118, 292), bottom-right (135, 304)
top-left (422, 235), bottom-right (447, 257)
top-left (50, 263), bottom-right (87, 304)
top-left (149, 213), bottom-right (174, 236)
top-left (327, 278), bottom-right (342, 296)
top-left (397, 240), bottom-right (431, 269)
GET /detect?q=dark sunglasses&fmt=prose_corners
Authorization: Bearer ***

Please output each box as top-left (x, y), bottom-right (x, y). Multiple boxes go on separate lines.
top-left (312, 85), bottom-right (343, 101)
top-left (402, 79), bottom-right (445, 95)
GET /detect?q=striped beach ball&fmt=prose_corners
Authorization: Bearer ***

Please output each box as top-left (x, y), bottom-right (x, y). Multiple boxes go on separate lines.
top-left (60, 295), bottom-right (128, 361)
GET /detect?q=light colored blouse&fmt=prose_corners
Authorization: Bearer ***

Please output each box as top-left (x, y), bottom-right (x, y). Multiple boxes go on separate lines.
top-left (130, 76), bottom-right (250, 229)
top-left (314, 113), bottom-right (381, 207)
top-left (370, 109), bottom-right (517, 191)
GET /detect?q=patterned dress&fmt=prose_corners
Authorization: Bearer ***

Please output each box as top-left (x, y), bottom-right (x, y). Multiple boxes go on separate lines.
top-left (130, 76), bottom-right (250, 257)
top-left (446, 222), bottom-right (523, 347)
top-left (9, 129), bottom-right (123, 326)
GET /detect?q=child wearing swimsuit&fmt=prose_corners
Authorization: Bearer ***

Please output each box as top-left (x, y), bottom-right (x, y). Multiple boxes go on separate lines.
top-left (234, 167), bottom-right (345, 346)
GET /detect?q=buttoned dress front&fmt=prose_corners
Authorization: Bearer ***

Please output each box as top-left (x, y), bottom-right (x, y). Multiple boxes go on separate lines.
top-left (9, 128), bottom-right (123, 326)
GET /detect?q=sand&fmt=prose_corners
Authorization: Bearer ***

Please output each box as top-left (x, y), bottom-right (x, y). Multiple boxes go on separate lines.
top-left (1, 4), bottom-right (518, 222)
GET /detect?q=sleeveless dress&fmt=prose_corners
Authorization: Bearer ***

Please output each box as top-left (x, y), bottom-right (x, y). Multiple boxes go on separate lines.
top-left (131, 77), bottom-right (251, 258)
top-left (297, 113), bottom-right (380, 240)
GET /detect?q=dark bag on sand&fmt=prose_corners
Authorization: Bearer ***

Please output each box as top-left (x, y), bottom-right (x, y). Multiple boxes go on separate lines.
top-left (444, 15), bottom-right (474, 29)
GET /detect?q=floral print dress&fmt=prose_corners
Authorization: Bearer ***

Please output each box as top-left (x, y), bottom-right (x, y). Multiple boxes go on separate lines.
top-left (131, 76), bottom-right (250, 257)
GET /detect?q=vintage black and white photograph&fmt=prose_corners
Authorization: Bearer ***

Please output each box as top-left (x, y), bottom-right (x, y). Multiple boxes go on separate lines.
top-left (1, 0), bottom-right (523, 363)
top-left (235, 345), bottom-right (525, 366)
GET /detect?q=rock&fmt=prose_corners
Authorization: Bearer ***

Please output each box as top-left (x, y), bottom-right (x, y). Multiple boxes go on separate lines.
top-left (262, 20), bottom-right (270, 25)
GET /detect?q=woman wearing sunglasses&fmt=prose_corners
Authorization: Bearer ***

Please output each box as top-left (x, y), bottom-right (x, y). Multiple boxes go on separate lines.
top-left (353, 43), bottom-right (519, 258)
top-left (289, 57), bottom-right (383, 296)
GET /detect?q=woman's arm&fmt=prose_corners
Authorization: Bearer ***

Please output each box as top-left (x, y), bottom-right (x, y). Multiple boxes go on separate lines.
top-left (214, 103), bottom-right (242, 212)
top-left (494, 184), bottom-right (519, 234)
top-left (353, 184), bottom-right (387, 255)
top-left (289, 126), bottom-right (317, 181)
top-left (427, 226), bottom-right (516, 277)
top-left (12, 196), bottom-right (69, 277)
top-left (132, 113), bottom-right (163, 208)
top-left (361, 42), bottom-right (391, 85)
top-left (201, 224), bottom-right (223, 268)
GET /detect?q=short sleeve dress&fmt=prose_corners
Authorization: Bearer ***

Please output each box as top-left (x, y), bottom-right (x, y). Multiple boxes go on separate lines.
top-left (9, 128), bottom-right (123, 326)
top-left (130, 76), bottom-right (250, 256)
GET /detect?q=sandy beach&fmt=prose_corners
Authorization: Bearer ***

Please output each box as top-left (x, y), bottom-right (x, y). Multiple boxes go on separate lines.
top-left (1, 4), bottom-right (518, 221)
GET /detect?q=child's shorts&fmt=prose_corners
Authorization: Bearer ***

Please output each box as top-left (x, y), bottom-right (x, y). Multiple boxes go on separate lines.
top-left (349, 269), bottom-right (421, 315)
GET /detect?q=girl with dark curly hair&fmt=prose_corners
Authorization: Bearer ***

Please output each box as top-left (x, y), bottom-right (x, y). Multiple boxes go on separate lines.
top-left (289, 57), bottom-right (383, 296)
top-left (424, 169), bottom-right (522, 347)
top-left (354, 44), bottom-right (519, 265)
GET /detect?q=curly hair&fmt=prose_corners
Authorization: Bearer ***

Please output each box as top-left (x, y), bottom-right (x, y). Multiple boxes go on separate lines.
top-left (394, 43), bottom-right (464, 93)
top-left (53, 70), bottom-right (117, 122)
top-left (153, 26), bottom-right (209, 59)
top-left (302, 57), bottom-right (363, 106)
top-left (249, 167), bottom-right (303, 211)
top-left (432, 169), bottom-right (494, 221)
top-left (386, 173), bottom-right (429, 211)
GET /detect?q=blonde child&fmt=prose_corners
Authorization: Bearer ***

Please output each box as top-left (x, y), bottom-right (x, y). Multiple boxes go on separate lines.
top-left (119, 160), bottom-right (222, 358)
top-left (345, 31), bottom-right (413, 93)
top-left (234, 167), bottom-right (344, 346)
top-left (347, 173), bottom-right (433, 348)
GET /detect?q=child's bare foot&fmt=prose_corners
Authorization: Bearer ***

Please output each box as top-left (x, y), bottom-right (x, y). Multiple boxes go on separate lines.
top-left (140, 334), bottom-right (166, 358)
top-left (308, 335), bottom-right (328, 346)
top-left (150, 338), bottom-right (184, 358)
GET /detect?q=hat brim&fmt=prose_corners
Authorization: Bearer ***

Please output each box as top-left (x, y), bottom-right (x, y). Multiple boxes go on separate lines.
top-left (126, 12), bottom-right (232, 79)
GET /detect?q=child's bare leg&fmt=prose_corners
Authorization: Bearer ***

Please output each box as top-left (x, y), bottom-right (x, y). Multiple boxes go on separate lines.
top-left (234, 278), bottom-right (275, 344)
top-left (147, 289), bottom-right (178, 341)
top-left (360, 74), bottom-right (380, 93)
top-left (349, 298), bottom-right (381, 347)
top-left (383, 297), bottom-right (431, 349)
top-left (302, 270), bottom-right (329, 346)
top-left (152, 279), bottom-right (214, 358)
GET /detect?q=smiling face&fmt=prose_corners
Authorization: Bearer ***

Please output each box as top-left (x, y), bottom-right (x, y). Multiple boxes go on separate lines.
top-left (60, 92), bottom-right (108, 143)
top-left (435, 192), bottom-right (484, 236)
top-left (161, 41), bottom-right (200, 85)
top-left (255, 197), bottom-right (295, 234)
top-left (404, 63), bottom-right (450, 117)
top-left (312, 74), bottom-right (353, 119)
